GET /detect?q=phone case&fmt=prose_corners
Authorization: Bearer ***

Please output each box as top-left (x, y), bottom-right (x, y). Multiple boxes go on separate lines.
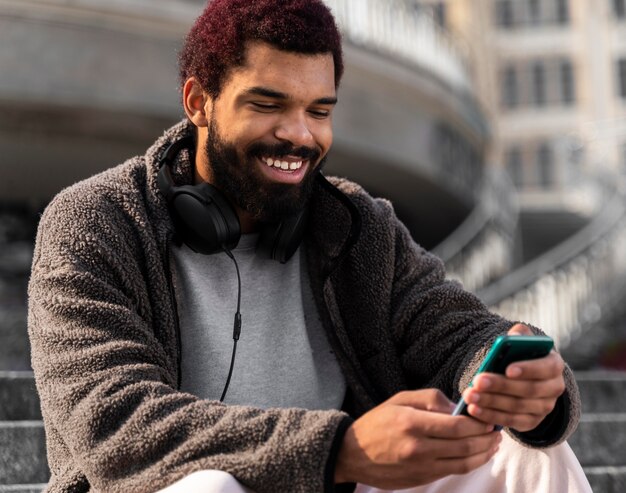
top-left (452, 335), bottom-right (554, 419)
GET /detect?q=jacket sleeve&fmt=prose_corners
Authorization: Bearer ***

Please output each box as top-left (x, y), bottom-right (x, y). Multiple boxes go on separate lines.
top-left (384, 203), bottom-right (580, 448)
top-left (28, 189), bottom-right (351, 493)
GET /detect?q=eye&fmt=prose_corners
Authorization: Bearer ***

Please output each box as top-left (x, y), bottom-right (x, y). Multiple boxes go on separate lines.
top-left (308, 109), bottom-right (331, 119)
top-left (251, 102), bottom-right (279, 112)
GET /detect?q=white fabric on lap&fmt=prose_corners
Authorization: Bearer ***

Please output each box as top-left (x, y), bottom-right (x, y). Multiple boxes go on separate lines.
top-left (356, 433), bottom-right (592, 493)
top-left (156, 470), bottom-right (254, 493)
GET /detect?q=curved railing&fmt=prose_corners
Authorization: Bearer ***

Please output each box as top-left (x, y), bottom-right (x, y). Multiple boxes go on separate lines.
top-left (433, 169), bottom-right (519, 292)
top-left (323, 0), bottom-right (471, 92)
top-left (477, 178), bottom-right (626, 349)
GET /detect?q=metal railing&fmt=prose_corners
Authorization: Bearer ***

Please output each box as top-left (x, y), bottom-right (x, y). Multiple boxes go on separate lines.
top-left (433, 169), bottom-right (519, 292)
top-left (477, 178), bottom-right (626, 349)
top-left (323, 0), bottom-right (471, 92)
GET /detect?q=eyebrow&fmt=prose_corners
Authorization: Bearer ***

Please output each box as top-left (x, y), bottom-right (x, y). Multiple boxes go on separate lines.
top-left (244, 86), bottom-right (338, 105)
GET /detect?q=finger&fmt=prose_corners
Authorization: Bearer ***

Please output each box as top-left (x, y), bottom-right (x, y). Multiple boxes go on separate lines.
top-left (507, 323), bottom-right (533, 336)
top-left (415, 410), bottom-right (495, 439)
top-left (428, 432), bottom-right (502, 459)
top-left (472, 373), bottom-right (565, 399)
top-left (436, 443), bottom-right (500, 476)
top-left (466, 404), bottom-right (545, 432)
top-left (463, 389), bottom-right (557, 416)
top-left (388, 389), bottom-right (456, 414)
top-left (505, 351), bottom-right (565, 380)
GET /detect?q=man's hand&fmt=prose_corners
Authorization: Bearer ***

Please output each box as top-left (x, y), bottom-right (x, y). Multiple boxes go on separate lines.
top-left (334, 389), bottom-right (502, 489)
top-left (462, 324), bottom-right (566, 433)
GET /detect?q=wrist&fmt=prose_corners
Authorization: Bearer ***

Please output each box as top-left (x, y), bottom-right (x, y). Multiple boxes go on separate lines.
top-left (334, 425), bottom-right (355, 484)
top-left (324, 416), bottom-right (354, 490)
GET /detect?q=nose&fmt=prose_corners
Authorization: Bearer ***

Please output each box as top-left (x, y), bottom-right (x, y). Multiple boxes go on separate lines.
top-left (274, 112), bottom-right (315, 148)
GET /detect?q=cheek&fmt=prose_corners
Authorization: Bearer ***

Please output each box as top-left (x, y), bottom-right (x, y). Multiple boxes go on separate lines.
top-left (316, 125), bottom-right (333, 155)
top-left (219, 114), bottom-right (271, 143)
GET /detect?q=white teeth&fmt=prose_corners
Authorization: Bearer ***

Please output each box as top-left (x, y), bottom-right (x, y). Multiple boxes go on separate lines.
top-left (262, 157), bottom-right (304, 171)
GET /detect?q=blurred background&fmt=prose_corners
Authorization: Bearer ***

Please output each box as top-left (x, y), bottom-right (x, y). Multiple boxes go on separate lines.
top-left (0, 0), bottom-right (625, 491)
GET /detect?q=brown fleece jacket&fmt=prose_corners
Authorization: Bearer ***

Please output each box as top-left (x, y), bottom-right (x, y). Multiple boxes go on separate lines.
top-left (28, 120), bottom-right (580, 493)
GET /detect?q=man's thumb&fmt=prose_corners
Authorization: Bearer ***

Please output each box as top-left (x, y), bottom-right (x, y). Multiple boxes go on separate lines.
top-left (507, 323), bottom-right (533, 336)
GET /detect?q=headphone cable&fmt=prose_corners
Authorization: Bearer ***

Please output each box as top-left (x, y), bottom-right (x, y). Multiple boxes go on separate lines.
top-left (220, 248), bottom-right (242, 402)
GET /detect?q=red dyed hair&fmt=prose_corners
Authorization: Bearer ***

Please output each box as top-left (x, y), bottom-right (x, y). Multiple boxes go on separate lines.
top-left (178, 0), bottom-right (344, 98)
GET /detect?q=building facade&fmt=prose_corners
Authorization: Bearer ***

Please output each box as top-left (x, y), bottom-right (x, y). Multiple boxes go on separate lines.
top-left (414, 0), bottom-right (626, 211)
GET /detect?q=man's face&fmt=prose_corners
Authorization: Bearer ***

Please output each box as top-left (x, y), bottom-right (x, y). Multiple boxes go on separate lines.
top-left (201, 42), bottom-right (337, 223)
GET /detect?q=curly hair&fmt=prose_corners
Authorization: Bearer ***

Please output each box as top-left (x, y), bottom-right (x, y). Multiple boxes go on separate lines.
top-left (178, 0), bottom-right (344, 98)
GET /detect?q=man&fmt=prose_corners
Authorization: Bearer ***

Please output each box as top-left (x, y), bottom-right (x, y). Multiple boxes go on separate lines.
top-left (28, 1), bottom-right (589, 492)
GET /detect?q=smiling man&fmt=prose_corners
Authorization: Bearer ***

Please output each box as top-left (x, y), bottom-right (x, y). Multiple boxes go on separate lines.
top-left (186, 41), bottom-right (336, 229)
top-left (28, 1), bottom-right (590, 493)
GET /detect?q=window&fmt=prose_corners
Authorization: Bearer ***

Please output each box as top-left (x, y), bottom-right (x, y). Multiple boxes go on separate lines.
top-left (496, 0), bottom-right (569, 27)
top-left (434, 2), bottom-right (446, 28)
top-left (528, 0), bottom-right (541, 25)
top-left (556, 0), bottom-right (569, 24)
top-left (496, 0), bottom-right (514, 28)
top-left (532, 62), bottom-right (546, 106)
top-left (619, 58), bottom-right (626, 99)
top-left (537, 143), bottom-right (554, 188)
top-left (560, 60), bottom-right (575, 104)
top-left (506, 147), bottom-right (523, 187)
top-left (501, 65), bottom-right (519, 108)
top-left (615, 0), bottom-right (626, 19)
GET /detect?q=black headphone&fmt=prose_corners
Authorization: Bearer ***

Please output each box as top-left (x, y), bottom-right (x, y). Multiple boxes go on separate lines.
top-left (157, 136), bottom-right (309, 263)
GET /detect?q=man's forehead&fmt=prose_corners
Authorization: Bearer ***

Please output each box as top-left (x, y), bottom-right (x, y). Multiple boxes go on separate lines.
top-left (239, 41), bottom-right (334, 70)
top-left (221, 42), bottom-right (336, 97)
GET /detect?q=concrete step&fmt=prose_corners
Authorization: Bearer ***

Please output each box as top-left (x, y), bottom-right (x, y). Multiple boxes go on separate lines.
top-left (0, 422), bottom-right (48, 485)
top-left (0, 303), bottom-right (30, 372)
top-left (575, 370), bottom-right (626, 414)
top-left (0, 242), bottom-right (33, 278)
top-left (584, 466), bottom-right (626, 493)
top-left (568, 413), bottom-right (626, 467)
top-left (0, 485), bottom-right (45, 493)
top-left (0, 373), bottom-right (41, 421)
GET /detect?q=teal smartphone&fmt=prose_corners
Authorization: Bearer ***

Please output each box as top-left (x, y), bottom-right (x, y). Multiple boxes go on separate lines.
top-left (452, 335), bottom-right (554, 424)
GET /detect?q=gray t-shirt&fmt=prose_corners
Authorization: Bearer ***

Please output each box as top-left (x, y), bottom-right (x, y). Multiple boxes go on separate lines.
top-left (172, 234), bottom-right (346, 410)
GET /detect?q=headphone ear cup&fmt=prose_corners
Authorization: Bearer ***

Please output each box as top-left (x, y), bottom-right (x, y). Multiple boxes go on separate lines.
top-left (258, 207), bottom-right (309, 263)
top-left (169, 183), bottom-right (241, 255)
top-left (157, 137), bottom-right (241, 254)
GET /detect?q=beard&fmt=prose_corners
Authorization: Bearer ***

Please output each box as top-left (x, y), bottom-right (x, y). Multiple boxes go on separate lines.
top-left (204, 114), bottom-right (326, 224)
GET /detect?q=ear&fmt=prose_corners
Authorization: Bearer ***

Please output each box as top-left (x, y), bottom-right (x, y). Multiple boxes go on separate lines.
top-left (183, 77), bottom-right (211, 127)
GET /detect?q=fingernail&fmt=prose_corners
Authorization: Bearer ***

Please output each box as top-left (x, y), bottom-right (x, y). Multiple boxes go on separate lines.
top-left (508, 366), bottom-right (522, 378)
top-left (472, 405), bottom-right (483, 416)
top-left (469, 393), bottom-right (480, 404)
top-left (479, 377), bottom-right (492, 389)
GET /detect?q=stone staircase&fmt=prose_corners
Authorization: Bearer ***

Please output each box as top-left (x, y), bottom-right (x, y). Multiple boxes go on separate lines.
top-left (0, 372), bottom-right (47, 493)
top-left (0, 207), bottom-right (48, 493)
top-left (569, 371), bottom-right (626, 492)
top-left (0, 207), bottom-right (625, 492)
